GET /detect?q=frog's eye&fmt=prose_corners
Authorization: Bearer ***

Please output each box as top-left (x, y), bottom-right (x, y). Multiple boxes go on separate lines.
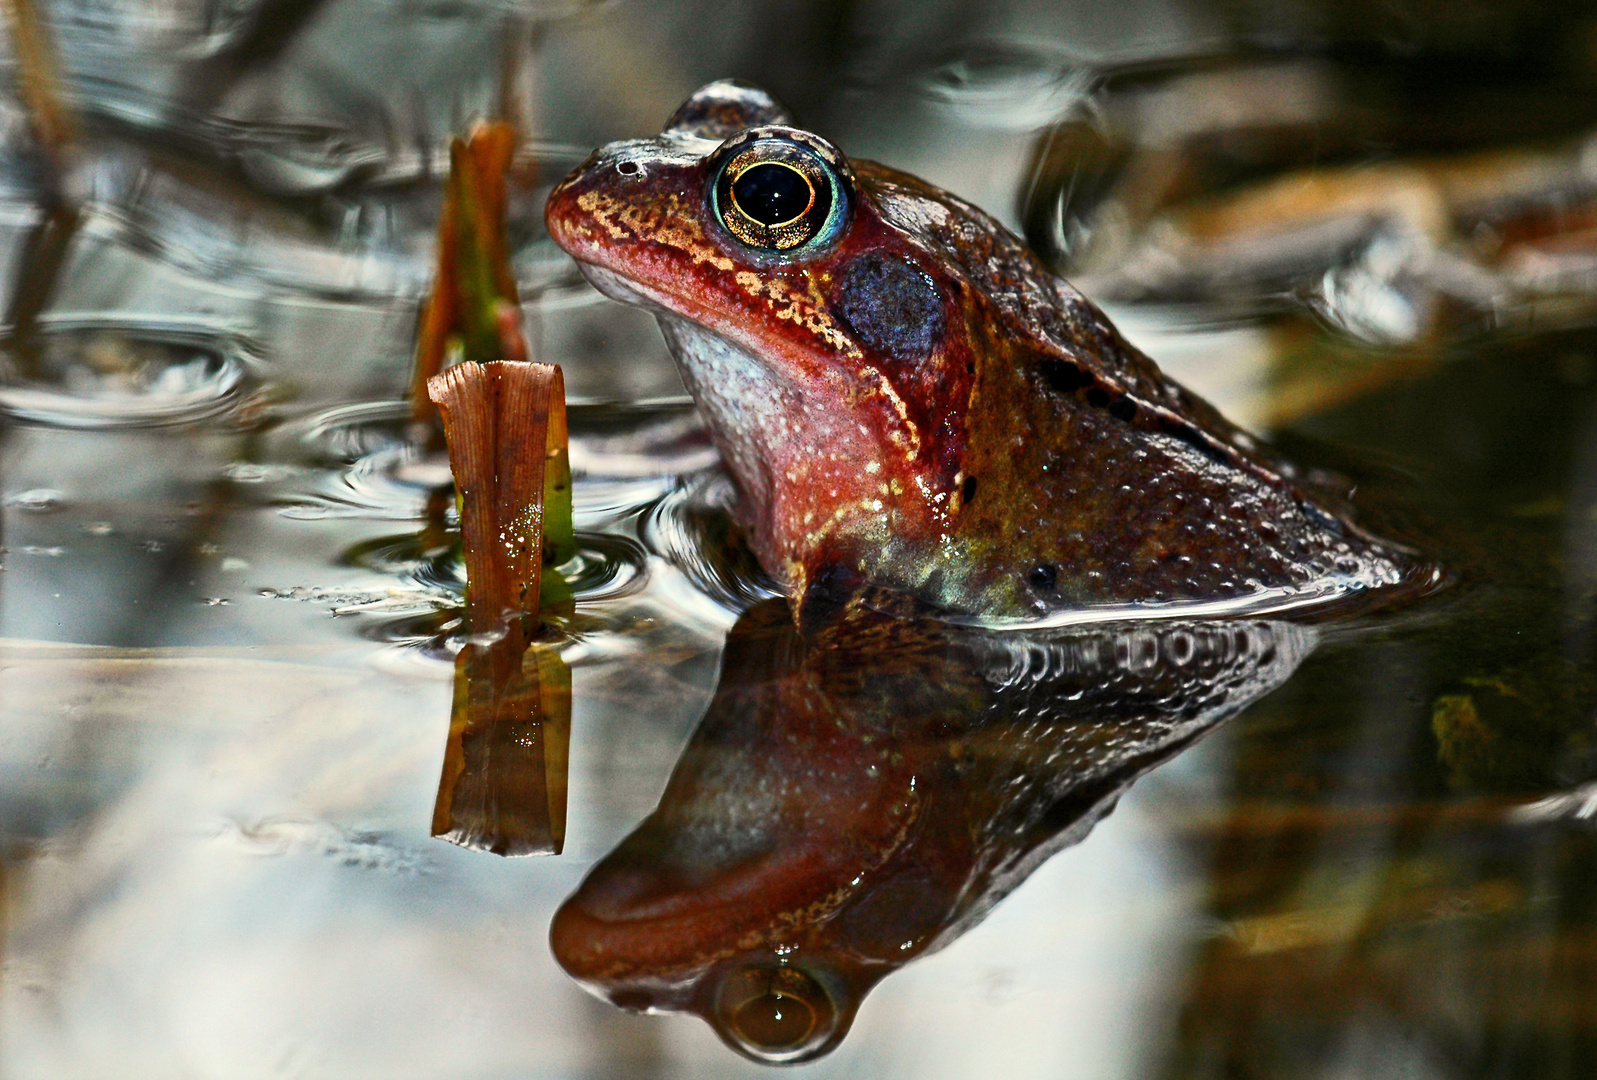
top-left (712, 133), bottom-right (848, 253)
top-left (710, 962), bottom-right (844, 1063)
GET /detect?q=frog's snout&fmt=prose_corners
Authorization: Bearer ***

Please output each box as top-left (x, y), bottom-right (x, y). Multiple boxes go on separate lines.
top-left (544, 142), bottom-right (644, 261)
top-left (544, 137), bottom-right (701, 259)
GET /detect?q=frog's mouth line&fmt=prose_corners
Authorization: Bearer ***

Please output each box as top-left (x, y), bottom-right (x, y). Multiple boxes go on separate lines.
top-left (573, 260), bottom-right (676, 315)
top-left (572, 257), bottom-right (810, 390)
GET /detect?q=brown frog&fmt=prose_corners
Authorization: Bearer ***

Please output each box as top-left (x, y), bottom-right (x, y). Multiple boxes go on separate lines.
top-left (545, 81), bottom-right (1431, 624)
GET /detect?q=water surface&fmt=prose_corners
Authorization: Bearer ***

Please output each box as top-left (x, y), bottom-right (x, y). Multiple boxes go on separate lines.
top-left (4, 3), bottom-right (1597, 1077)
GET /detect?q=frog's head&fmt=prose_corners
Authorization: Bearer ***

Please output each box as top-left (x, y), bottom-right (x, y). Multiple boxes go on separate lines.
top-left (547, 81), bottom-right (977, 611)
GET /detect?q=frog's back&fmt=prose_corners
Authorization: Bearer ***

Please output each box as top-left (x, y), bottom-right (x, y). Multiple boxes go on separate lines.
top-left (854, 161), bottom-right (1418, 618)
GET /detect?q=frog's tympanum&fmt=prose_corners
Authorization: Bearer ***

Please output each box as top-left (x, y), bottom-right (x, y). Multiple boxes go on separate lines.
top-left (550, 596), bottom-right (1315, 1062)
top-left (546, 81), bottom-right (1428, 623)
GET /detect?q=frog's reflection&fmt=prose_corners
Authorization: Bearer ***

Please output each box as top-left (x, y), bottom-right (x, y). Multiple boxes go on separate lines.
top-left (551, 597), bottom-right (1317, 1063)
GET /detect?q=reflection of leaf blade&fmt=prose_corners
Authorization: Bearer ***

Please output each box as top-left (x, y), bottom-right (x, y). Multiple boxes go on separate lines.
top-left (432, 633), bottom-right (570, 857)
top-left (529, 642), bottom-right (572, 849)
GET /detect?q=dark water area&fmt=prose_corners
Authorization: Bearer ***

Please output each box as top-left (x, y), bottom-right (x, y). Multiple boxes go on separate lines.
top-left (1175, 331), bottom-right (1597, 1080)
top-left (3, 1), bottom-right (1597, 1077)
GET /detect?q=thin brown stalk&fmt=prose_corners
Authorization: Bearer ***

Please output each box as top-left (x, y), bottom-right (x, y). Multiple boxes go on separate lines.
top-left (2, 0), bottom-right (77, 179)
top-left (410, 120), bottom-right (528, 423)
top-left (427, 359), bottom-right (565, 631)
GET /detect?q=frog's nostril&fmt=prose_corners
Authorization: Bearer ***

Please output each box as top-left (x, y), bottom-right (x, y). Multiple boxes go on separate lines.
top-left (616, 160), bottom-right (644, 178)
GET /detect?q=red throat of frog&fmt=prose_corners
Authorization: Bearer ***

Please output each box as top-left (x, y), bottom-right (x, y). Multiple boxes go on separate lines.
top-left (656, 315), bottom-right (933, 600)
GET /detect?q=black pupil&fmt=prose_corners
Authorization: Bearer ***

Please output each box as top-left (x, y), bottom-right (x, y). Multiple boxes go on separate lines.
top-left (732, 163), bottom-right (813, 225)
top-left (734, 992), bottom-right (814, 1049)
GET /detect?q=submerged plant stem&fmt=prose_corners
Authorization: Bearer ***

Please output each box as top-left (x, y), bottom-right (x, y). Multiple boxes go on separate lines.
top-left (412, 121), bottom-right (526, 421)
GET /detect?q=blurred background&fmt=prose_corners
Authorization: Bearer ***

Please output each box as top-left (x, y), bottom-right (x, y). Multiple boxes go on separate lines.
top-left (2, 1), bottom-right (1597, 1077)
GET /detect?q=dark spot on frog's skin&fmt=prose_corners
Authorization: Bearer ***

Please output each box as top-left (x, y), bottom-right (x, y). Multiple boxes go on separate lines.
top-left (798, 562), bottom-right (863, 635)
top-left (1039, 359), bottom-right (1090, 394)
top-left (834, 253), bottom-right (945, 363)
top-left (1026, 563), bottom-right (1059, 593)
top-left (1038, 360), bottom-right (1136, 423)
top-left (961, 475), bottom-right (978, 505)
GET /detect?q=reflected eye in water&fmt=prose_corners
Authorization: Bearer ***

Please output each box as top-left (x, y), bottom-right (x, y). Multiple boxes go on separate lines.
top-left (712, 963), bottom-right (840, 1062)
top-left (711, 129), bottom-right (849, 252)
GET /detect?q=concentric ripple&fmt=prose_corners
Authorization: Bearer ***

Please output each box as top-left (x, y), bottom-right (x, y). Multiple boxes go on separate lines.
top-left (641, 473), bottom-right (781, 618)
top-left (268, 401), bottom-right (449, 521)
top-left (342, 529), bottom-right (647, 606)
top-left (0, 322), bottom-right (259, 429)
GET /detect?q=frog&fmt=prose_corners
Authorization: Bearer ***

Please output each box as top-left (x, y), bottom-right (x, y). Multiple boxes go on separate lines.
top-left (545, 80), bottom-right (1432, 625)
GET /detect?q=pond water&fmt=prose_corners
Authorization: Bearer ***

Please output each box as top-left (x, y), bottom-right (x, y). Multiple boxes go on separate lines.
top-left (3, 2), bottom-right (1597, 1078)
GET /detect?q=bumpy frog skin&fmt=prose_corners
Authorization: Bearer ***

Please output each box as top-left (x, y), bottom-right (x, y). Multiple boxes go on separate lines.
top-left (546, 80), bottom-right (1423, 623)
